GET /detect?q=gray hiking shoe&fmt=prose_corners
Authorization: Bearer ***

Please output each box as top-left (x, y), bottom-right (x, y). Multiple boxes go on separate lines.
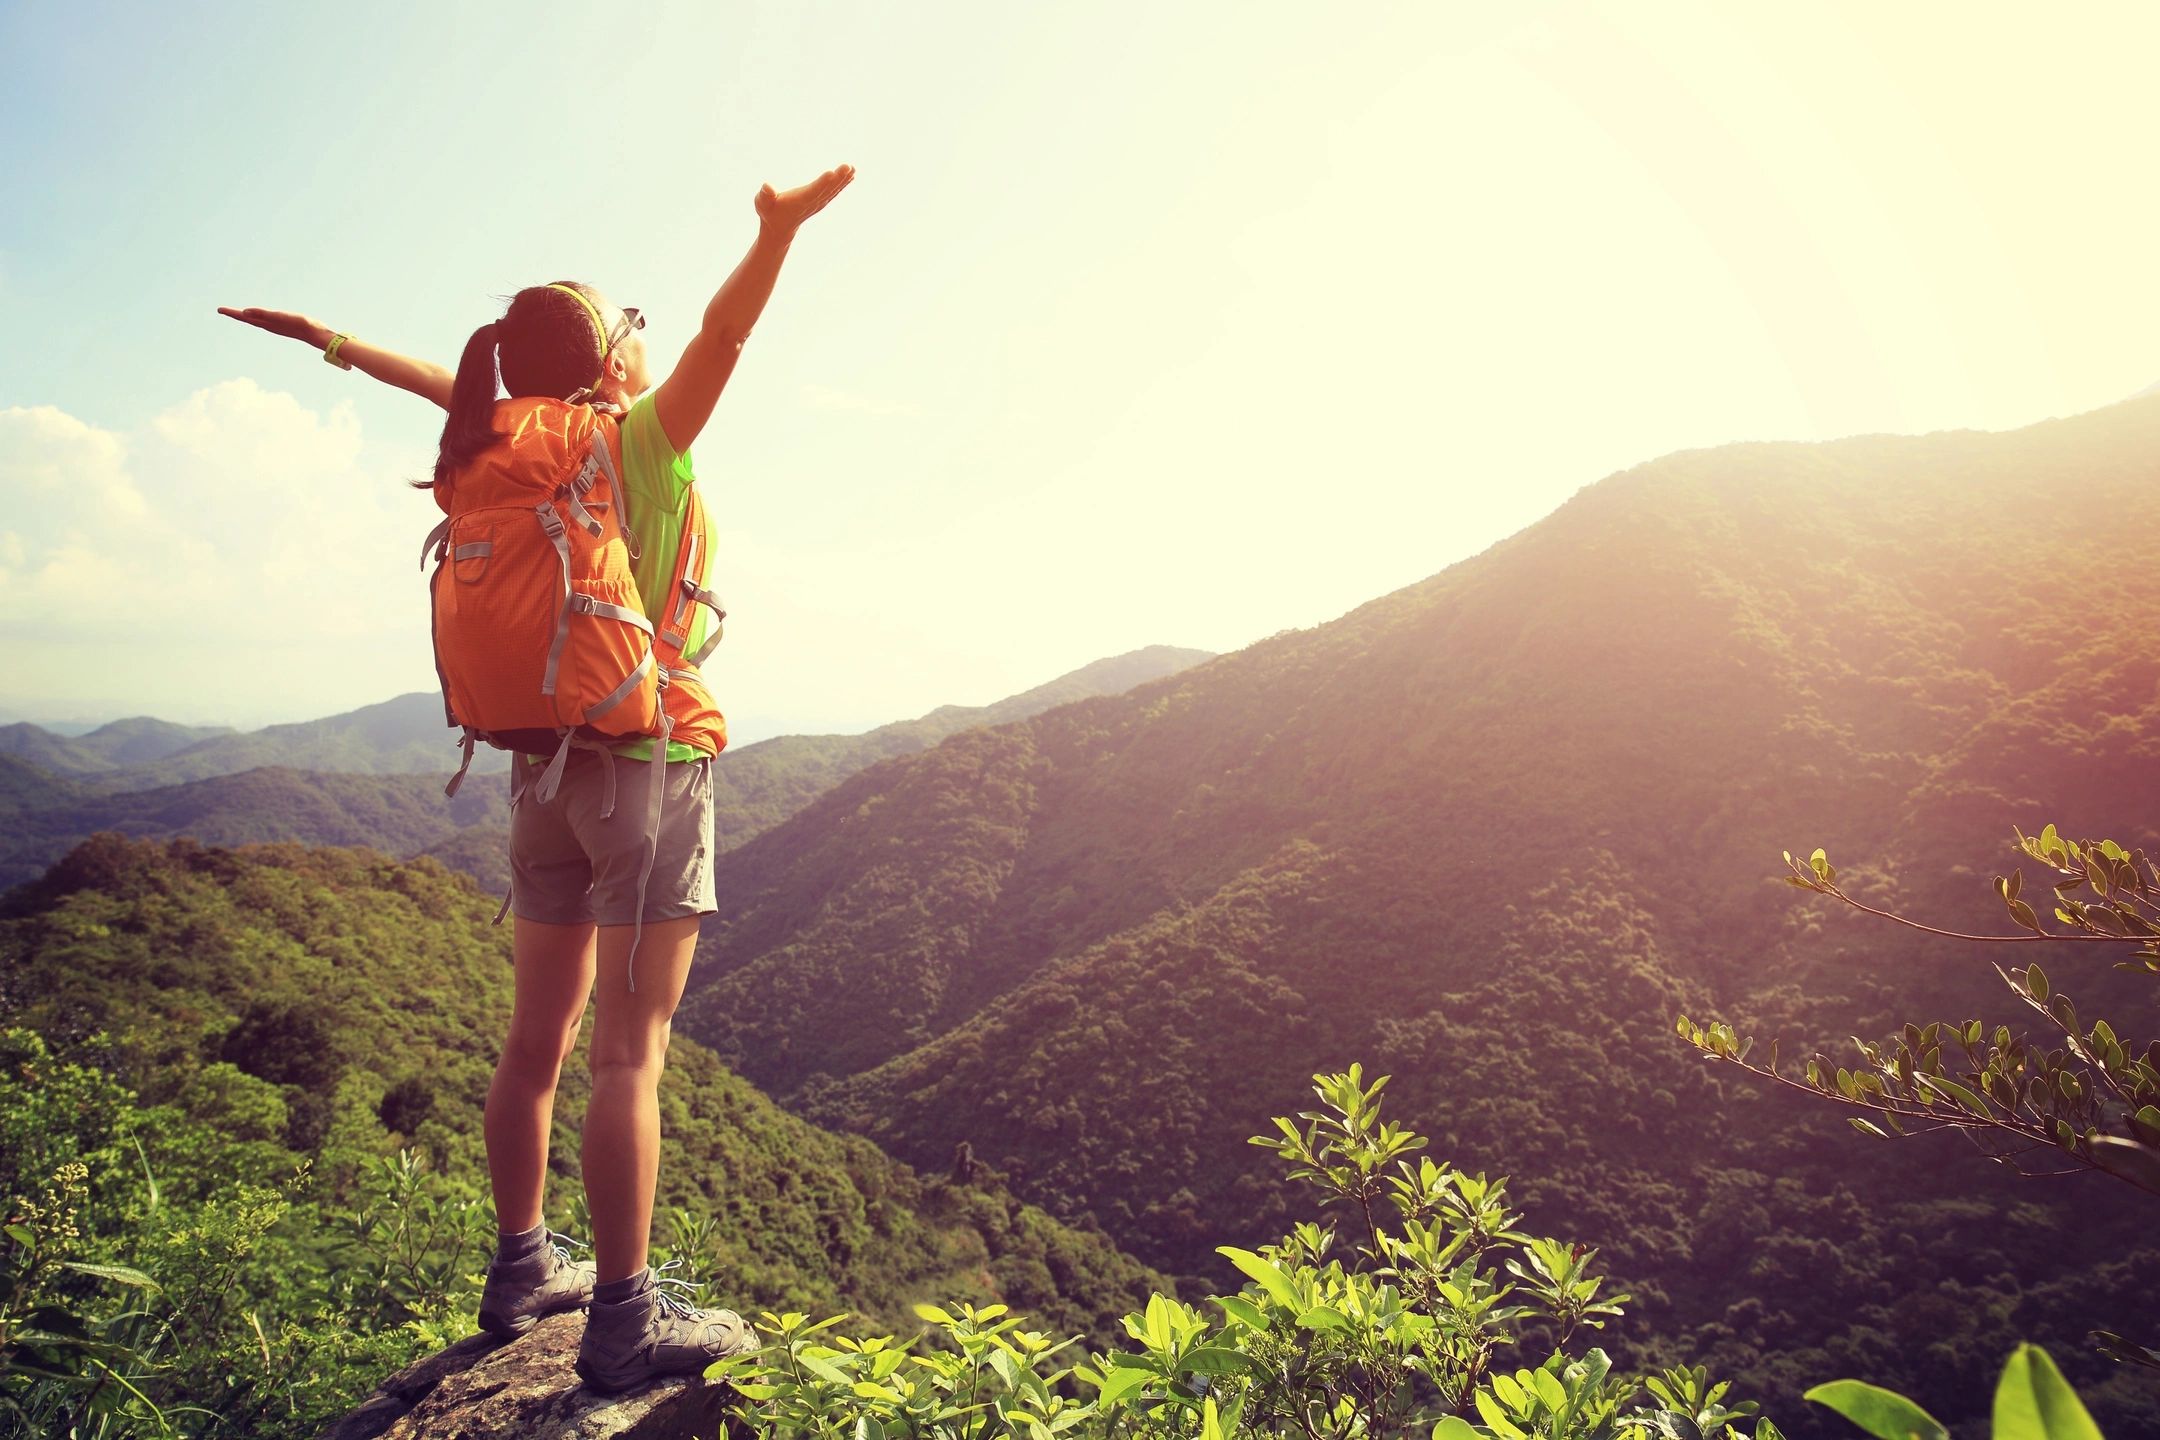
top-left (573, 1258), bottom-right (760, 1395)
top-left (477, 1228), bottom-right (597, 1339)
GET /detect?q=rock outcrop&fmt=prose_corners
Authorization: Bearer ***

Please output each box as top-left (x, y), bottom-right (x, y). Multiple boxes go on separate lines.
top-left (315, 1311), bottom-right (740, 1440)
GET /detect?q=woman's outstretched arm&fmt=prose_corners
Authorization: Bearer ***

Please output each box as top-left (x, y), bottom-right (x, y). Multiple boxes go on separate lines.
top-left (652, 164), bottom-right (855, 455)
top-left (216, 307), bottom-right (455, 411)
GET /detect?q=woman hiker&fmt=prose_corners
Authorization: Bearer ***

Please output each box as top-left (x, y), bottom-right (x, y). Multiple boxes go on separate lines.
top-left (219, 163), bottom-right (855, 1392)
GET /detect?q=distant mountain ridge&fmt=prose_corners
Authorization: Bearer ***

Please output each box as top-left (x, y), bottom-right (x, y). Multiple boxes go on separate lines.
top-left (0, 646), bottom-right (1214, 891)
top-left (0, 716), bottom-right (233, 777)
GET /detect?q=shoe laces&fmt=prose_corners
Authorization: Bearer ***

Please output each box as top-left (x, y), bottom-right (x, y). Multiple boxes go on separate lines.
top-left (544, 1228), bottom-right (591, 1270)
top-left (647, 1256), bottom-right (709, 1322)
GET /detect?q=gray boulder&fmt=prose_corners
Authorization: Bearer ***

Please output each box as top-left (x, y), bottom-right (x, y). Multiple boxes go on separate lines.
top-left (315, 1311), bottom-right (740, 1440)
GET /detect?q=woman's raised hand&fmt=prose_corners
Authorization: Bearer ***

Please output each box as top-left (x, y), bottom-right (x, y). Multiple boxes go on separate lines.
top-left (755, 165), bottom-right (855, 236)
top-left (218, 306), bottom-right (333, 349)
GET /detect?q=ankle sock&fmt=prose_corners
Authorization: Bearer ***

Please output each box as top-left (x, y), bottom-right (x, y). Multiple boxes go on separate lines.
top-left (593, 1267), bottom-right (653, 1304)
top-left (495, 1222), bottom-right (547, 1263)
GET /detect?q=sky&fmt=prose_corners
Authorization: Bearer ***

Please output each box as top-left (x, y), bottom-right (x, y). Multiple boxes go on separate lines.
top-left (2, 1), bottom-right (2156, 742)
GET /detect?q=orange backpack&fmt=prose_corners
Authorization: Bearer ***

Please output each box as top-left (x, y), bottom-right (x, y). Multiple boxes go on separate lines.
top-left (420, 396), bottom-right (726, 987)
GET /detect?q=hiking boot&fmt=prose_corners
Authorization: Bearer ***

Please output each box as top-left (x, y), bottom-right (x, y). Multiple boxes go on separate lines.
top-left (477, 1228), bottom-right (597, 1339)
top-left (573, 1258), bottom-right (761, 1395)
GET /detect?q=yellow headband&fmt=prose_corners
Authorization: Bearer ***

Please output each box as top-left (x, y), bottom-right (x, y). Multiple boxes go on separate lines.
top-left (545, 283), bottom-right (612, 399)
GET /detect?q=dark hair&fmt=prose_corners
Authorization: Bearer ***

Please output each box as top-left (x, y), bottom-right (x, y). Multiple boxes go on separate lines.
top-left (424, 280), bottom-right (614, 490)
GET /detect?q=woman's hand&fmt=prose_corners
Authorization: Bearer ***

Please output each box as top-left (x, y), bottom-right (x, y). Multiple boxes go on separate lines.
top-left (754, 165), bottom-right (855, 237)
top-left (218, 306), bottom-right (333, 349)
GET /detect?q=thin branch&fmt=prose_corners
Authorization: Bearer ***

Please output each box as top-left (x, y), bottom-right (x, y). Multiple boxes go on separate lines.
top-left (1815, 883), bottom-right (2127, 945)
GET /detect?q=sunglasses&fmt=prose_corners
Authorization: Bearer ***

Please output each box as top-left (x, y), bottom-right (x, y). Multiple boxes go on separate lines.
top-left (602, 306), bottom-right (645, 358)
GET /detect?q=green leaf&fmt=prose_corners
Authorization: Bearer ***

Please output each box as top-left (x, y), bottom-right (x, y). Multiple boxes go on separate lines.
top-left (1993, 1344), bottom-right (2102, 1440)
top-left (1214, 1294), bottom-right (1268, 1331)
top-left (1217, 1246), bottom-right (1301, 1312)
top-left (1295, 1306), bottom-right (1349, 1331)
top-left (3, 1224), bottom-right (34, 1248)
top-left (1919, 1074), bottom-right (1993, 1117)
top-left (58, 1262), bottom-right (161, 1291)
top-left (798, 1352), bottom-right (855, 1387)
top-left (912, 1303), bottom-right (956, 1325)
top-left (1803, 1378), bottom-right (1948, 1440)
top-left (1474, 1390), bottom-right (1529, 1439)
top-left (2025, 964), bottom-right (2049, 1003)
top-left (1181, 1346), bottom-right (1248, 1375)
top-left (1432, 1420), bottom-right (1483, 1440)
top-left (2090, 1136), bottom-right (2160, 1197)
top-left (1093, 1364), bottom-right (1154, 1407)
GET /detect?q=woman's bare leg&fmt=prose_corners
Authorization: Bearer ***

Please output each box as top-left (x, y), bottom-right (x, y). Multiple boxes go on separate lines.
top-left (582, 915), bottom-right (702, 1284)
top-left (485, 917), bottom-right (598, 1233)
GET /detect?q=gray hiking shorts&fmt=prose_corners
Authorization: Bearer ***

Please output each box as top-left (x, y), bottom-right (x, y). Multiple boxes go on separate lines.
top-left (507, 748), bottom-right (717, 927)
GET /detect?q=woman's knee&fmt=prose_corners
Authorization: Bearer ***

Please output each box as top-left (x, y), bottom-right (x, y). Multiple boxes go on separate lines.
top-left (502, 1023), bottom-right (577, 1076)
top-left (586, 1040), bottom-right (668, 1080)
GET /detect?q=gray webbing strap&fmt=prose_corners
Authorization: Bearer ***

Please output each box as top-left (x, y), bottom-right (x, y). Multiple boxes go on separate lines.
top-left (453, 541), bottom-right (492, 561)
top-left (670, 531), bottom-right (702, 633)
top-left (572, 595), bottom-right (655, 633)
top-left (585, 419), bottom-right (638, 555)
top-left (585, 650), bottom-right (656, 723)
top-left (533, 729), bottom-right (576, 806)
top-left (538, 507), bottom-right (573, 697)
top-left (494, 885), bottom-right (513, 926)
top-left (420, 517), bottom-right (451, 570)
top-left (688, 620), bottom-right (725, 669)
top-left (444, 728), bottom-right (477, 797)
top-left (566, 490), bottom-right (605, 538)
top-left (589, 424), bottom-right (622, 496)
top-left (677, 580), bottom-right (726, 666)
top-left (508, 754), bottom-right (533, 810)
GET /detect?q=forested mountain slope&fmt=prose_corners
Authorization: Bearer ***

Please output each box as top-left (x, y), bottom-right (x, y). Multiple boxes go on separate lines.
top-left (674, 394), bottom-right (2160, 1434)
top-left (0, 834), bottom-right (1163, 1344)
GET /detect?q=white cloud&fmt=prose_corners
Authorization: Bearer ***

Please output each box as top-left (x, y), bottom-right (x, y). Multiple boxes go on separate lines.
top-left (0, 405), bottom-right (146, 521)
top-left (0, 382), bottom-right (436, 724)
top-left (153, 377), bottom-right (364, 479)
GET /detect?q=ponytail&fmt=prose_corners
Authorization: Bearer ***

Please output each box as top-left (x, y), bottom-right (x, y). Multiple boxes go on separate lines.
top-left (427, 321), bottom-right (505, 489)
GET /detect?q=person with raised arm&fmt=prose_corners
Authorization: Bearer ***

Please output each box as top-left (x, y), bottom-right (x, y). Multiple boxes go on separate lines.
top-left (221, 163), bottom-right (854, 1393)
